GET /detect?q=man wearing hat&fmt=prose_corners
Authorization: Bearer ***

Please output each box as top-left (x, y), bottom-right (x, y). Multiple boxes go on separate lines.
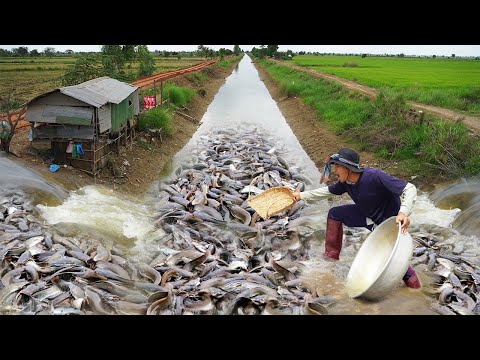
top-left (293, 147), bottom-right (421, 289)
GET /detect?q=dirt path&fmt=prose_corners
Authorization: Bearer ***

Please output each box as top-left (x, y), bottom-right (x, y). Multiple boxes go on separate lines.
top-left (131, 59), bottom-right (217, 88)
top-left (255, 61), bottom-right (448, 192)
top-left (272, 59), bottom-right (480, 134)
top-left (255, 64), bottom-right (398, 172)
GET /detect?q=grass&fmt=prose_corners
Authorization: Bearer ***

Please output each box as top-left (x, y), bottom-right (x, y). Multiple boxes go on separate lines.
top-left (272, 64), bottom-right (371, 133)
top-left (292, 55), bottom-right (480, 115)
top-left (217, 56), bottom-right (241, 68)
top-left (186, 71), bottom-right (208, 86)
top-left (138, 83), bottom-right (196, 132)
top-left (258, 59), bottom-right (480, 178)
top-left (139, 83), bottom-right (196, 108)
top-left (137, 107), bottom-right (173, 135)
top-left (162, 84), bottom-right (195, 107)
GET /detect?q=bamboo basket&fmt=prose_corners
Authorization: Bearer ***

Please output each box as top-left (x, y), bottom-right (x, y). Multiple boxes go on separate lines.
top-left (247, 186), bottom-right (296, 219)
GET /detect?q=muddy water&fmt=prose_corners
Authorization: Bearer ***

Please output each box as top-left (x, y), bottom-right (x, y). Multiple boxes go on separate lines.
top-left (0, 151), bottom-right (68, 204)
top-left (3, 55), bottom-right (478, 315)
top-left (294, 192), bottom-right (461, 315)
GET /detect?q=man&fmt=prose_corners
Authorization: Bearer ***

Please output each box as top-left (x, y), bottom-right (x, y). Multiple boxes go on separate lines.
top-left (293, 147), bottom-right (421, 289)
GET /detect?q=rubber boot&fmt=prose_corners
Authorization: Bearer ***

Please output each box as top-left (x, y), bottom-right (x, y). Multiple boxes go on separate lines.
top-left (403, 265), bottom-right (421, 289)
top-left (323, 218), bottom-right (343, 260)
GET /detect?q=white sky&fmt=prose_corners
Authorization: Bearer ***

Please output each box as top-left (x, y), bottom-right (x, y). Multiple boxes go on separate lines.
top-left (1, 45), bottom-right (480, 57)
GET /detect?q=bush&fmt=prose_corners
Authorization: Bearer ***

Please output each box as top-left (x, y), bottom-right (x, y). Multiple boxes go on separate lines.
top-left (167, 86), bottom-right (185, 106)
top-left (419, 121), bottom-right (480, 176)
top-left (349, 92), bottom-right (480, 177)
top-left (137, 107), bottom-right (173, 135)
top-left (344, 90), bottom-right (410, 154)
top-left (279, 80), bottom-right (302, 97)
top-left (162, 84), bottom-right (195, 107)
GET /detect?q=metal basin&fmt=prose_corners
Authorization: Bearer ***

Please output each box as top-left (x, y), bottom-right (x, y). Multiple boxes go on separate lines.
top-left (345, 216), bottom-right (413, 301)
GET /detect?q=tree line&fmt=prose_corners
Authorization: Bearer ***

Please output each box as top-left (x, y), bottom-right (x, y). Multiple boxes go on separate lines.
top-left (196, 45), bottom-right (241, 59)
top-left (0, 47), bottom-right (75, 57)
top-left (64, 45), bottom-right (243, 86)
top-left (62, 45), bottom-right (157, 86)
top-left (250, 45), bottom-right (294, 60)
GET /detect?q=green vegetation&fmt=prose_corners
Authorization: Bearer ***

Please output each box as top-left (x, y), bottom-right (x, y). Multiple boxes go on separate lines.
top-left (233, 45), bottom-right (241, 56)
top-left (258, 59), bottom-right (480, 178)
top-left (162, 84), bottom-right (195, 107)
top-left (140, 83), bottom-right (195, 108)
top-left (196, 45), bottom-right (235, 60)
top-left (292, 55), bottom-right (480, 115)
top-left (251, 46), bottom-right (279, 59)
top-left (186, 71), bottom-right (208, 86)
top-left (62, 56), bottom-right (102, 86)
top-left (137, 107), bottom-right (173, 135)
top-left (137, 45), bottom-right (155, 77)
top-left (136, 82), bottom-right (199, 135)
top-left (217, 55), bottom-right (242, 68)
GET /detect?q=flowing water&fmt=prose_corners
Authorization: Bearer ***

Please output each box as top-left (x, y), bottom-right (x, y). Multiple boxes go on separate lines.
top-left (0, 151), bottom-right (68, 204)
top-left (430, 179), bottom-right (480, 236)
top-left (2, 55), bottom-right (478, 315)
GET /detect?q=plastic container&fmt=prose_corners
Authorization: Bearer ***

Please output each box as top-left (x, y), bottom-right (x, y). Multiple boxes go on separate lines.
top-left (345, 216), bottom-right (413, 300)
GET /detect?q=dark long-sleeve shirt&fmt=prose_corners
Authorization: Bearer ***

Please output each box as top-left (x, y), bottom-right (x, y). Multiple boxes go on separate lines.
top-left (301, 167), bottom-right (411, 225)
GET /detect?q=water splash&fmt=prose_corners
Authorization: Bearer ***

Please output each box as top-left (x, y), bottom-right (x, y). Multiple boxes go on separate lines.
top-left (411, 193), bottom-right (461, 228)
top-left (429, 178), bottom-right (480, 236)
top-left (0, 152), bottom-right (69, 203)
top-left (37, 185), bottom-right (155, 244)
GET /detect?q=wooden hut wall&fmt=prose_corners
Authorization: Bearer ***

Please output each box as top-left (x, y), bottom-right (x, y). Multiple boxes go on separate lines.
top-left (132, 91), bottom-right (140, 115)
top-left (25, 92), bottom-right (92, 124)
top-left (32, 124), bottom-right (94, 140)
top-left (98, 104), bottom-right (112, 134)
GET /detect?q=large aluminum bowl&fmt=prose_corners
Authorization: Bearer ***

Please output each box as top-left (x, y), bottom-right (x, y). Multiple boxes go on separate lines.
top-left (345, 216), bottom-right (413, 301)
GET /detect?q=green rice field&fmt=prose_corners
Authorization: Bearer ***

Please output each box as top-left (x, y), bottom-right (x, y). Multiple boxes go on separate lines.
top-left (292, 55), bottom-right (480, 115)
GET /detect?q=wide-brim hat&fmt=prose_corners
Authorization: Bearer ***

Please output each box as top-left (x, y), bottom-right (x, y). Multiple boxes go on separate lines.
top-left (327, 148), bottom-right (364, 173)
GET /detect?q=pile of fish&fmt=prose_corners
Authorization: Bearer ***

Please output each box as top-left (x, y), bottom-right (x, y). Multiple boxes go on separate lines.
top-left (409, 224), bottom-right (480, 315)
top-left (0, 129), bottom-right (336, 315)
top-left (0, 187), bottom-right (174, 314)
top-left (148, 128), bottom-right (335, 314)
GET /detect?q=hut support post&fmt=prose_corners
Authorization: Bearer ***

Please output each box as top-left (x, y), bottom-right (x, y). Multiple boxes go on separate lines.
top-left (160, 81), bottom-right (163, 108)
top-left (153, 80), bottom-right (157, 106)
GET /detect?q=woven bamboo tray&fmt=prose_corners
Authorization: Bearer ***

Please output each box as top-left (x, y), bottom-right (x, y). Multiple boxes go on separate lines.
top-left (247, 186), bottom-right (296, 219)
